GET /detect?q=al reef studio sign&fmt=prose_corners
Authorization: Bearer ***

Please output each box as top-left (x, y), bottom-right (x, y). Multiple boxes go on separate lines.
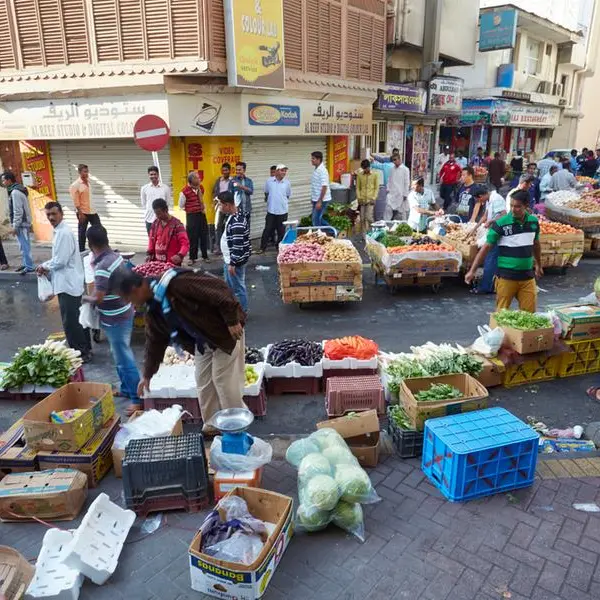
top-left (224, 0), bottom-right (285, 90)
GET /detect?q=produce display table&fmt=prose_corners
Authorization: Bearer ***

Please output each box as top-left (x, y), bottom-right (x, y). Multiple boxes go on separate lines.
top-left (545, 191), bottom-right (600, 234)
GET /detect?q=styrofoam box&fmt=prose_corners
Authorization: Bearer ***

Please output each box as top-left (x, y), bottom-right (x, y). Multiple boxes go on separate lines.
top-left (265, 345), bottom-right (323, 378)
top-left (293, 363), bottom-right (323, 378)
top-left (321, 341), bottom-right (378, 370)
top-left (63, 493), bottom-right (135, 585)
top-left (25, 529), bottom-right (83, 600)
top-left (244, 362), bottom-right (265, 397)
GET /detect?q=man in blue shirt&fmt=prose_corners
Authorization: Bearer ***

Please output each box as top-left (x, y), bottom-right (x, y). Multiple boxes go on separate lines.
top-left (570, 149), bottom-right (579, 173)
top-left (229, 162), bottom-right (254, 230)
top-left (258, 165), bottom-right (291, 253)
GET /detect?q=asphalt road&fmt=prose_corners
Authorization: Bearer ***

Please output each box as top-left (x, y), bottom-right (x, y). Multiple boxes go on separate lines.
top-left (1, 254), bottom-right (600, 435)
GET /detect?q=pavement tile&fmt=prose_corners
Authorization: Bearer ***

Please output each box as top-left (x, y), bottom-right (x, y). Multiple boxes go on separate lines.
top-left (457, 528), bottom-right (488, 553)
top-left (423, 550), bottom-right (465, 578)
top-left (538, 561), bottom-right (568, 594)
top-left (560, 517), bottom-right (586, 544)
top-left (392, 570), bottom-right (429, 599)
top-left (395, 482), bottom-right (428, 503)
top-left (480, 565), bottom-right (512, 597)
top-left (477, 545), bottom-right (519, 573)
top-left (529, 540), bottom-right (573, 569)
top-left (503, 543), bottom-right (546, 570)
top-left (422, 571), bottom-right (458, 600)
top-left (448, 546), bottom-right (493, 576)
top-left (509, 563), bottom-right (541, 597)
top-left (509, 522), bottom-right (537, 548)
top-left (141, 572), bottom-right (182, 600)
top-left (554, 538), bottom-right (599, 565)
top-left (480, 522), bottom-right (512, 552)
top-left (531, 589), bottom-right (563, 600)
top-left (559, 584), bottom-right (594, 600)
top-left (579, 535), bottom-right (600, 555)
top-left (584, 517), bottom-right (600, 542)
top-left (379, 533), bottom-right (412, 560)
top-left (381, 469), bottom-right (407, 490)
top-left (566, 558), bottom-right (596, 592)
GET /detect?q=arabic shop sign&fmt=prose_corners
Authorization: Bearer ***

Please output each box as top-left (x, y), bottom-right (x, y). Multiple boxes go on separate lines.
top-left (479, 8), bottom-right (518, 52)
top-left (0, 95), bottom-right (169, 140)
top-left (509, 105), bottom-right (560, 128)
top-left (377, 84), bottom-right (427, 113)
top-left (428, 76), bottom-right (463, 115)
top-left (303, 102), bottom-right (371, 135)
top-left (459, 99), bottom-right (510, 126)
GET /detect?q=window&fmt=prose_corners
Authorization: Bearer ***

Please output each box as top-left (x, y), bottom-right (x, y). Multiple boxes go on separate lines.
top-left (525, 39), bottom-right (542, 75)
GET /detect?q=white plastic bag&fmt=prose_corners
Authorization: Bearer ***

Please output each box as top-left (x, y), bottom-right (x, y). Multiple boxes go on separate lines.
top-left (37, 274), bottom-right (54, 302)
top-left (472, 325), bottom-right (504, 357)
top-left (79, 302), bottom-right (100, 329)
top-left (113, 406), bottom-right (184, 450)
top-left (210, 436), bottom-right (273, 471)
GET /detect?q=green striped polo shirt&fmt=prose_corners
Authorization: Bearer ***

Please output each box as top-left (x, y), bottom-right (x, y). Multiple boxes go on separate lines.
top-left (93, 250), bottom-right (134, 326)
top-left (486, 213), bottom-right (539, 281)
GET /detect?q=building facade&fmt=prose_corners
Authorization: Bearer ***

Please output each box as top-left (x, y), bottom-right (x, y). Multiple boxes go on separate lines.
top-left (0, 0), bottom-right (387, 243)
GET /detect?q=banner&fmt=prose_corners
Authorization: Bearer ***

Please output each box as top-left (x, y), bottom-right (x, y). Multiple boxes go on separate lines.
top-left (479, 8), bottom-right (518, 52)
top-left (428, 76), bottom-right (463, 115)
top-left (331, 136), bottom-right (349, 182)
top-left (224, 0), bottom-right (285, 90)
top-left (377, 85), bottom-right (427, 113)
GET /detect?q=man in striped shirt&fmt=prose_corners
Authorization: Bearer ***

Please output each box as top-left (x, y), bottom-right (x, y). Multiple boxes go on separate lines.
top-left (84, 225), bottom-right (141, 413)
top-left (465, 190), bottom-right (543, 312)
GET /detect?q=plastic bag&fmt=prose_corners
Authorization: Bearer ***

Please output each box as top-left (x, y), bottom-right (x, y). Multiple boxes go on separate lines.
top-left (79, 302), bottom-right (100, 329)
top-left (37, 274), bottom-right (54, 302)
top-left (210, 436), bottom-right (273, 472)
top-left (113, 406), bottom-right (184, 450)
top-left (287, 427), bottom-right (380, 542)
top-left (204, 531), bottom-right (264, 565)
top-left (471, 325), bottom-right (504, 357)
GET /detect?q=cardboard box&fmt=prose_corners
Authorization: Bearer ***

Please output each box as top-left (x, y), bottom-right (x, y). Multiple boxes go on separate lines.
top-left (400, 374), bottom-right (488, 431)
top-left (0, 420), bottom-right (38, 475)
top-left (213, 468), bottom-right (263, 501)
top-left (474, 356), bottom-right (505, 388)
top-left (556, 304), bottom-right (600, 341)
top-left (317, 409), bottom-right (380, 467)
top-left (309, 286), bottom-right (336, 302)
top-left (280, 286), bottom-right (310, 304)
top-left (112, 411), bottom-right (184, 478)
top-left (37, 416), bottom-right (120, 487)
top-left (189, 487), bottom-right (293, 599)
top-left (490, 314), bottom-right (554, 355)
top-left (0, 468), bottom-right (88, 521)
top-left (23, 383), bottom-right (115, 453)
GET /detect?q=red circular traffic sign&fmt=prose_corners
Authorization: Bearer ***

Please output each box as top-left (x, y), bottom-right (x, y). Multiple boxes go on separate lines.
top-left (133, 115), bottom-right (170, 152)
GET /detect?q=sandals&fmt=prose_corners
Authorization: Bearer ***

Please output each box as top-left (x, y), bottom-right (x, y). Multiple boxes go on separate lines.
top-left (586, 387), bottom-right (600, 402)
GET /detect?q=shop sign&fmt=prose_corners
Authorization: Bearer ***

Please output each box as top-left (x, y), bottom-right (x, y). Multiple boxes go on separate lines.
top-left (0, 96), bottom-right (169, 140)
top-left (331, 136), bottom-right (349, 182)
top-left (224, 0), bottom-right (285, 90)
top-left (377, 84), bottom-right (427, 113)
top-left (303, 101), bottom-right (371, 135)
top-left (19, 140), bottom-right (55, 242)
top-left (501, 89), bottom-right (531, 102)
top-left (509, 105), bottom-right (560, 128)
top-left (459, 99), bottom-right (510, 126)
top-left (248, 103), bottom-right (300, 126)
top-left (479, 8), bottom-right (518, 52)
top-left (427, 76), bottom-right (463, 115)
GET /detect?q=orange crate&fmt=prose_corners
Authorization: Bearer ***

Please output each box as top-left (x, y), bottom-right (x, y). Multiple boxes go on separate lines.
top-left (325, 375), bottom-right (385, 417)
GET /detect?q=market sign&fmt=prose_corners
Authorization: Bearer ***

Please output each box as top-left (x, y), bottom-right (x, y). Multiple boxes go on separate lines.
top-left (459, 99), bottom-right (510, 126)
top-left (479, 8), bottom-right (518, 52)
top-left (224, 0), bottom-right (285, 90)
top-left (427, 76), bottom-right (463, 115)
top-left (377, 84), bottom-right (427, 113)
top-left (248, 103), bottom-right (300, 126)
top-left (509, 105), bottom-right (560, 128)
top-left (302, 101), bottom-right (371, 135)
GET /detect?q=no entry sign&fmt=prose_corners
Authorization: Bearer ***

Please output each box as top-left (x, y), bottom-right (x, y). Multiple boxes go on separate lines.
top-left (133, 115), bottom-right (170, 152)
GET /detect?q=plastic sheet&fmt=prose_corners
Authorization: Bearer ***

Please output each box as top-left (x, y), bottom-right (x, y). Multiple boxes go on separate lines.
top-left (113, 405), bottom-right (183, 450)
top-left (210, 436), bottom-right (273, 472)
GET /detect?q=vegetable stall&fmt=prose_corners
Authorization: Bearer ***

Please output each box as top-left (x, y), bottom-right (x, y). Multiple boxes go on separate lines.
top-left (366, 222), bottom-right (462, 293)
top-left (277, 231), bottom-right (363, 305)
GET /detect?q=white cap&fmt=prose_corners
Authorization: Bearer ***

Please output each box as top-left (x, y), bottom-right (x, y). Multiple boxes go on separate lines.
top-left (276, 164), bottom-right (288, 170)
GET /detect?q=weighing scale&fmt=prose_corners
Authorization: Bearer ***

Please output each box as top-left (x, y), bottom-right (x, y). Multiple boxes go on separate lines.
top-left (208, 408), bottom-right (255, 455)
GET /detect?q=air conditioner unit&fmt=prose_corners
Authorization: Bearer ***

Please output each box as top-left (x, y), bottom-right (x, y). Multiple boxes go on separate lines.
top-left (553, 83), bottom-right (564, 97)
top-left (538, 81), bottom-right (553, 94)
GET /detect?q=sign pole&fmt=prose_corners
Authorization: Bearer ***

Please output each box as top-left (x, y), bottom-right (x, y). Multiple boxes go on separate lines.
top-left (152, 151), bottom-right (161, 182)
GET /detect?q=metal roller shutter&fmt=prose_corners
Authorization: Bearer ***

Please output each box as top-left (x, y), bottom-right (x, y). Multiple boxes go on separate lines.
top-left (242, 137), bottom-right (327, 239)
top-left (50, 139), bottom-right (172, 248)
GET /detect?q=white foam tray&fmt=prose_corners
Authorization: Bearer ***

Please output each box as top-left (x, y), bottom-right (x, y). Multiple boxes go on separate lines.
top-left (243, 362), bottom-right (265, 396)
top-left (147, 364), bottom-right (196, 399)
top-left (264, 345), bottom-right (323, 378)
top-left (25, 529), bottom-right (83, 600)
top-left (63, 493), bottom-right (135, 585)
top-left (321, 340), bottom-right (378, 370)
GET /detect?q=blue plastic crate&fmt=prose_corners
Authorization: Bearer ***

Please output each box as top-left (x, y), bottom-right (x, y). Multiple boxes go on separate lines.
top-left (421, 407), bottom-right (539, 502)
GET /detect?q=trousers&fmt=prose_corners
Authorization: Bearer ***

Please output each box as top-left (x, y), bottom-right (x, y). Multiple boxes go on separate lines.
top-left (478, 245), bottom-right (499, 294)
top-left (224, 264), bottom-right (248, 313)
top-left (78, 213), bottom-right (101, 252)
top-left (194, 331), bottom-right (247, 424)
top-left (312, 202), bottom-right (329, 227)
top-left (495, 277), bottom-right (537, 313)
top-left (58, 293), bottom-right (91, 355)
top-left (186, 212), bottom-right (209, 260)
top-left (359, 204), bottom-right (375, 234)
top-left (260, 212), bottom-right (287, 250)
top-left (16, 227), bottom-right (34, 270)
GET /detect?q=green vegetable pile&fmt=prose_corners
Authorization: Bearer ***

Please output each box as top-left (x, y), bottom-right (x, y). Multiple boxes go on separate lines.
top-left (300, 215), bottom-right (313, 227)
top-left (327, 215), bottom-right (352, 233)
top-left (388, 405), bottom-right (412, 430)
top-left (494, 310), bottom-right (552, 331)
top-left (381, 232), bottom-right (406, 248)
top-left (1, 341), bottom-right (82, 389)
top-left (414, 383), bottom-right (463, 402)
top-left (392, 223), bottom-right (414, 236)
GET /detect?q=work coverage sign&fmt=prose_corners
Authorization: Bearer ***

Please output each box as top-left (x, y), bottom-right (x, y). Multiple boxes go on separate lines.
top-left (224, 0), bottom-right (285, 90)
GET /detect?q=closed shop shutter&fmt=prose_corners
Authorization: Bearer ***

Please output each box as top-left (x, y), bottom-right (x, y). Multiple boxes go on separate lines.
top-left (50, 139), bottom-right (172, 248)
top-left (242, 137), bottom-right (327, 239)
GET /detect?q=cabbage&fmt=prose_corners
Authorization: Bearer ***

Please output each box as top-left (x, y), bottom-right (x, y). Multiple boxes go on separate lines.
top-left (298, 453), bottom-right (331, 480)
top-left (332, 501), bottom-right (363, 530)
top-left (305, 474), bottom-right (340, 510)
top-left (334, 464), bottom-right (372, 503)
top-left (286, 438), bottom-right (320, 467)
top-left (322, 445), bottom-right (356, 467)
top-left (309, 428), bottom-right (346, 451)
top-left (296, 504), bottom-right (331, 532)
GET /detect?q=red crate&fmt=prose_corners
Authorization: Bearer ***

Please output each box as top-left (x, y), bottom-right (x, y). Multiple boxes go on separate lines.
top-left (322, 368), bottom-right (377, 383)
top-left (244, 384), bottom-right (267, 418)
top-left (143, 396), bottom-right (202, 421)
top-left (266, 377), bottom-right (321, 396)
top-left (326, 375), bottom-right (385, 417)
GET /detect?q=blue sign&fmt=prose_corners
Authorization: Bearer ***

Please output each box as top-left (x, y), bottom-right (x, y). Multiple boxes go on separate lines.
top-left (497, 63), bottom-right (515, 88)
top-left (248, 103), bottom-right (300, 127)
top-left (479, 8), bottom-right (518, 52)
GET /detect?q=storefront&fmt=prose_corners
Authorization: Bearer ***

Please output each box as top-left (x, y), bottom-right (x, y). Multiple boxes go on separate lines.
top-left (168, 93), bottom-right (372, 239)
top-left (0, 94), bottom-right (170, 246)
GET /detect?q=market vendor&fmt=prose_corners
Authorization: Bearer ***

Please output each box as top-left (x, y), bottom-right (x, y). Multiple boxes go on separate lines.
top-left (407, 178), bottom-right (441, 233)
top-left (467, 184), bottom-right (487, 223)
top-left (465, 190), bottom-right (542, 312)
top-left (118, 267), bottom-right (246, 434)
top-left (147, 198), bottom-right (190, 265)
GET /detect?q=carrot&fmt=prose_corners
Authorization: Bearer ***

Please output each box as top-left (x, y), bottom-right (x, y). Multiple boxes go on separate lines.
top-left (324, 336), bottom-right (379, 360)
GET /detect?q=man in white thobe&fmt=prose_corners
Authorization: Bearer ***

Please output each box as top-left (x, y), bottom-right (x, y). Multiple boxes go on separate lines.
top-left (385, 154), bottom-right (411, 221)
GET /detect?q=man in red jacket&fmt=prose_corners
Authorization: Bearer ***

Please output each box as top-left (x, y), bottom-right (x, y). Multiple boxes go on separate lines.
top-left (179, 171), bottom-right (209, 265)
top-left (439, 153), bottom-right (463, 211)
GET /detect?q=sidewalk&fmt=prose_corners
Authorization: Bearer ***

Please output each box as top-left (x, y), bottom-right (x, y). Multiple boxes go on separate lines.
top-left (4, 453), bottom-right (600, 600)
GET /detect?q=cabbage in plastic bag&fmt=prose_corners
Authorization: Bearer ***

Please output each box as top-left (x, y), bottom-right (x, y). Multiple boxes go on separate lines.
top-left (309, 428), bottom-right (346, 451)
top-left (296, 504), bottom-right (331, 532)
top-left (332, 501), bottom-right (365, 542)
top-left (304, 474), bottom-right (340, 511)
top-left (298, 453), bottom-right (331, 480)
top-left (285, 438), bottom-right (320, 467)
top-left (334, 464), bottom-right (379, 504)
top-left (322, 445), bottom-right (356, 467)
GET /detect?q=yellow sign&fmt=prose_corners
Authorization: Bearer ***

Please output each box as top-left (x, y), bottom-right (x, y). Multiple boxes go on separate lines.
top-left (170, 137), bottom-right (242, 225)
top-left (224, 0), bottom-right (285, 90)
